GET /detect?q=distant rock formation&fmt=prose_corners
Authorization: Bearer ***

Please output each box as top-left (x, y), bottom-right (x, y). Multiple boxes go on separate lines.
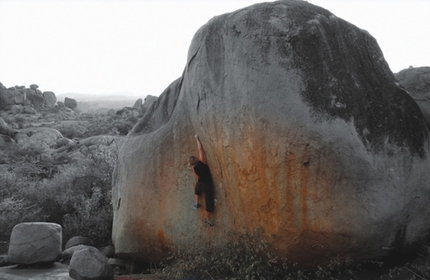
top-left (132, 95), bottom-right (158, 115)
top-left (43, 91), bottom-right (57, 108)
top-left (0, 83), bottom-right (58, 110)
top-left (395, 66), bottom-right (430, 124)
top-left (64, 97), bottom-right (78, 110)
top-left (132, 98), bottom-right (142, 110)
top-left (112, 0), bottom-right (430, 266)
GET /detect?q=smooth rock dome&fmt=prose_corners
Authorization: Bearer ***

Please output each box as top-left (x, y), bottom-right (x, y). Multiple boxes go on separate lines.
top-left (112, 0), bottom-right (430, 266)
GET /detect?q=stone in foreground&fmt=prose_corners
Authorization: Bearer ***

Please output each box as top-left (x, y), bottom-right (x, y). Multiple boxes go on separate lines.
top-left (8, 222), bottom-right (62, 265)
top-left (69, 245), bottom-right (113, 280)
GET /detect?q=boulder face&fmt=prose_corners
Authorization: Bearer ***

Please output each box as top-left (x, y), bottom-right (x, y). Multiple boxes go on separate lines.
top-left (112, 0), bottom-right (430, 266)
top-left (8, 222), bottom-right (62, 265)
top-left (43, 91), bottom-right (57, 108)
top-left (395, 67), bottom-right (430, 125)
top-left (64, 97), bottom-right (78, 110)
top-left (0, 84), bottom-right (57, 110)
top-left (69, 245), bottom-right (114, 280)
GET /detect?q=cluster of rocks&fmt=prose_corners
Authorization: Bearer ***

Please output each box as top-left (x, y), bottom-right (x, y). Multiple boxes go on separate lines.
top-left (0, 82), bottom-right (78, 112)
top-left (0, 222), bottom-right (134, 280)
top-left (0, 116), bottom-right (66, 150)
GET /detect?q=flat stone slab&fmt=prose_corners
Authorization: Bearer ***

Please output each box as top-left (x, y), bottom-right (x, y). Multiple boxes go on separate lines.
top-left (0, 263), bottom-right (72, 280)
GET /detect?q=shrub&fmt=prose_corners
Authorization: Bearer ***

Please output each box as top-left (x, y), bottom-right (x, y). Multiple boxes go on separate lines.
top-left (0, 145), bottom-right (117, 248)
top-left (157, 228), bottom-right (358, 280)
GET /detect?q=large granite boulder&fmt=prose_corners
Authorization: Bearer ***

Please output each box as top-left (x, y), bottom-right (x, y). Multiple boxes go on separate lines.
top-left (69, 245), bottom-right (113, 280)
top-left (112, 0), bottom-right (430, 266)
top-left (8, 222), bottom-right (62, 265)
top-left (395, 66), bottom-right (430, 125)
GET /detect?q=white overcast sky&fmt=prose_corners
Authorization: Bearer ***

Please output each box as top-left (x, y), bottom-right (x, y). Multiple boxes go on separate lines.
top-left (0, 0), bottom-right (429, 97)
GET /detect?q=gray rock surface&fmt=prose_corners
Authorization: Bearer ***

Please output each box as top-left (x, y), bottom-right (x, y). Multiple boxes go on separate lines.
top-left (0, 117), bottom-right (18, 137)
top-left (8, 222), bottom-right (62, 265)
top-left (26, 88), bottom-right (44, 108)
top-left (141, 95), bottom-right (158, 115)
top-left (64, 236), bottom-right (91, 250)
top-left (18, 127), bottom-right (63, 149)
top-left (395, 66), bottom-right (430, 124)
top-left (0, 134), bottom-right (15, 149)
top-left (112, 0), bottom-right (430, 266)
top-left (132, 98), bottom-right (143, 111)
top-left (43, 91), bottom-right (57, 108)
top-left (10, 105), bottom-right (23, 114)
top-left (69, 245), bottom-right (113, 280)
top-left (64, 97), bottom-right (78, 110)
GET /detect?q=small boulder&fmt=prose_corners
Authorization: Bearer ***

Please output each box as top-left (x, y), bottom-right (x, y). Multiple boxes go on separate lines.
top-left (56, 137), bottom-right (74, 148)
top-left (395, 66), bottom-right (430, 124)
top-left (14, 90), bottom-right (26, 104)
top-left (0, 89), bottom-right (16, 108)
top-left (69, 245), bottom-right (114, 280)
top-left (26, 88), bottom-right (44, 108)
top-left (23, 105), bottom-right (37, 114)
top-left (8, 222), bottom-right (62, 265)
top-left (65, 236), bottom-right (91, 250)
top-left (18, 127), bottom-right (63, 149)
top-left (0, 117), bottom-right (18, 137)
top-left (132, 98), bottom-right (143, 111)
top-left (10, 104), bottom-right (23, 114)
top-left (62, 245), bottom-right (83, 264)
top-left (43, 91), bottom-right (57, 108)
top-left (64, 97), bottom-right (77, 110)
top-left (29, 84), bottom-right (39, 89)
top-left (14, 131), bottom-right (29, 143)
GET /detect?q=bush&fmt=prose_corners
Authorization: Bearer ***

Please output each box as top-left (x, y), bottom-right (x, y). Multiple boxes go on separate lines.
top-left (0, 145), bottom-right (117, 247)
top-left (156, 228), bottom-right (359, 280)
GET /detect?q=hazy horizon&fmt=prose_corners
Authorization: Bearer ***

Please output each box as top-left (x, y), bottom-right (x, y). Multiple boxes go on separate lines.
top-left (1, 0), bottom-right (429, 97)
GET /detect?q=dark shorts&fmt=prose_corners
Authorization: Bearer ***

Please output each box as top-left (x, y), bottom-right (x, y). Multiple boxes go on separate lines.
top-left (194, 181), bottom-right (215, 212)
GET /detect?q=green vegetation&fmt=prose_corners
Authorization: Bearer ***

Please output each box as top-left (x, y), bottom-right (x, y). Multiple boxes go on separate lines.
top-left (0, 135), bottom-right (117, 248)
top-left (156, 228), bottom-right (359, 280)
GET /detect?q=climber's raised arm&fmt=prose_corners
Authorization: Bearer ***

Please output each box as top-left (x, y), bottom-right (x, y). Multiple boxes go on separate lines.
top-left (195, 134), bottom-right (206, 164)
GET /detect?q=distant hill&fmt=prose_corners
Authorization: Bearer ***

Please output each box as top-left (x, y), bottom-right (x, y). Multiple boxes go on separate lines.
top-left (56, 92), bottom-right (143, 101)
top-left (56, 92), bottom-right (148, 113)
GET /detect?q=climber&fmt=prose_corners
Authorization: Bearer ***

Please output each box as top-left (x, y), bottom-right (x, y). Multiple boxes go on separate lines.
top-left (189, 134), bottom-right (215, 226)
